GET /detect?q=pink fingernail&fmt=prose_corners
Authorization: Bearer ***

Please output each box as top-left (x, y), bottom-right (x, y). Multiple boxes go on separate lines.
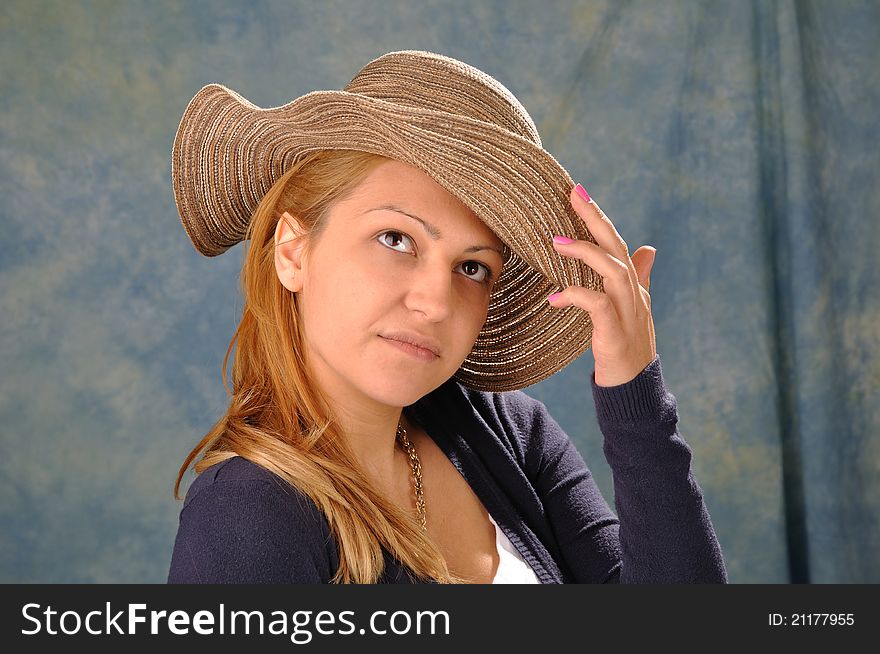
top-left (575, 183), bottom-right (591, 203)
top-left (552, 235), bottom-right (575, 244)
top-left (547, 292), bottom-right (562, 302)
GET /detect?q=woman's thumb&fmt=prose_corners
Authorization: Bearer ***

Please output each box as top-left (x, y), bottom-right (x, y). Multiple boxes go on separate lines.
top-left (633, 246), bottom-right (656, 291)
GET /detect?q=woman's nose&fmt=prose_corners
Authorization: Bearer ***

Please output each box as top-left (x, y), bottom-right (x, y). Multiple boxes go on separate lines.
top-left (404, 265), bottom-right (454, 322)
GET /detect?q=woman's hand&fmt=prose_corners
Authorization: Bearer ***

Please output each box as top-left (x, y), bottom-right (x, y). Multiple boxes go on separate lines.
top-left (547, 184), bottom-right (657, 387)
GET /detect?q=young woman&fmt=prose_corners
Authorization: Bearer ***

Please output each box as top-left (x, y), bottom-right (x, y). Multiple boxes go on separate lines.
top-left (167, 50), bottom-right (727, 584)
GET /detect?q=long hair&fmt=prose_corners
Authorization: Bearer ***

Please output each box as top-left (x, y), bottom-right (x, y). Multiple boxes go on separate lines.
top-left (173, 149), bottom-right (467, 584)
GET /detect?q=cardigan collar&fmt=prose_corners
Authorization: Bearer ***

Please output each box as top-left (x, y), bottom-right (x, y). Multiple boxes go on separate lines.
top-left (406, 379), bottom-right (567, 584)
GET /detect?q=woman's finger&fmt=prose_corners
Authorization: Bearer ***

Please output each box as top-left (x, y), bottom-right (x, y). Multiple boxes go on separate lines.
top-left (547, 284), bottom-right (624, 353)
top-left (640, 285), bottom-right (652, 310)
top-left (570, 185), bottom-right (642, 313)
top-left (571, 184), bottom-right (628, 257)
top-left (631, 246), bottom-right (655, 293)
top-left (551, 236), bottom-right (638, 327)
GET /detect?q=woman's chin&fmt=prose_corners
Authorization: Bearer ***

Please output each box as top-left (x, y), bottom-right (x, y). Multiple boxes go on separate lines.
top-left (360, 368), bottom-right (453, 407)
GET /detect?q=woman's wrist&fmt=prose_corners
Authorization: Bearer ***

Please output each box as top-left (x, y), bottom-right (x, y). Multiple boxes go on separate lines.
top-left (590, 354), bottom-right (668, 424)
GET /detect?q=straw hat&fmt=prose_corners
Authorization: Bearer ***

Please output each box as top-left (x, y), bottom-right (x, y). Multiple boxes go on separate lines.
top-left (171, 50), bottom-right (603, 392)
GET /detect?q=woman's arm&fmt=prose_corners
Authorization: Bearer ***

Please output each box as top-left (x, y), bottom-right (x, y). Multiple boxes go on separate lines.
top-left (536, 185), bottom-right (725, 581)
top-left (591, 355), bottom-right (727, 583)
top-left (517, 355), bottom-right (726, 583)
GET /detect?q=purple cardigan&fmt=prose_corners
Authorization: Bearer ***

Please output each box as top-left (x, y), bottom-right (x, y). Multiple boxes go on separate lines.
top-left (168, 355), bottom-right (727, 583)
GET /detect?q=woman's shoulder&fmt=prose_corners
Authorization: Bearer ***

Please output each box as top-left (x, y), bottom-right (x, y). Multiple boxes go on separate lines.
top-left (180, 456), bottom-right (324, 528)
top-left (170, 456), bottom-right (336, 583)
top-left (182, 456), bottom-right (279, 508)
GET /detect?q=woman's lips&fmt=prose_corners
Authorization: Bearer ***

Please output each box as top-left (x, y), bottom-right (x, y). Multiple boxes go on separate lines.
top-left (379, 335), bottom-right (439, 362)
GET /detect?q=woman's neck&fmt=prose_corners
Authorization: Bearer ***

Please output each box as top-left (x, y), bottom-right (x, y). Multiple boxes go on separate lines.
top-left (335, 407), bottom-right (406, 485)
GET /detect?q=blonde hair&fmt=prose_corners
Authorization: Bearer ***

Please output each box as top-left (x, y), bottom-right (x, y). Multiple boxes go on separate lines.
top-left (174, 149), bottom-right (468, 584)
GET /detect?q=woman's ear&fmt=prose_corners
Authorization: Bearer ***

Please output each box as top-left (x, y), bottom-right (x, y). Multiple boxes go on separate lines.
top-left (274, 211), bottom-right (307, 293)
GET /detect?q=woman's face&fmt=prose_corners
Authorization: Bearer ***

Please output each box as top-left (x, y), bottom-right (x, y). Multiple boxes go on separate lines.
top-left (276, 159), bottom-right (506, 411)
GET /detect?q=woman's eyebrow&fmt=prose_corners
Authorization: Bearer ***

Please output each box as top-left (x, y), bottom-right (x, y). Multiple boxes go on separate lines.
top-left (364, 204), bottom-right (504, 255)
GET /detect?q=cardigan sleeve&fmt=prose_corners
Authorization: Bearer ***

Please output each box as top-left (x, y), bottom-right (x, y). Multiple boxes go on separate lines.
top-left (167, 476), bottom-right (335, 584)
top-left (519, 355), bottom-right (727, 583)
top-left (591, 355), bottom-right (727, 583)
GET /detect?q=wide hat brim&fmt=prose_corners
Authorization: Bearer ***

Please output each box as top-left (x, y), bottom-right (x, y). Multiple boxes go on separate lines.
top-left (171, 56), bottom-right (604, 392)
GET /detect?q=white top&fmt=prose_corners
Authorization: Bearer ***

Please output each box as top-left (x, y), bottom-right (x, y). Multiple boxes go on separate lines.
top-left (488, 512), bottom-right (541, 584)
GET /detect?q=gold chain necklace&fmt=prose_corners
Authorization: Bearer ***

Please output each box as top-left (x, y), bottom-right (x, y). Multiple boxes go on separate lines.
top-left (395, 421), bottom-right (427, 531)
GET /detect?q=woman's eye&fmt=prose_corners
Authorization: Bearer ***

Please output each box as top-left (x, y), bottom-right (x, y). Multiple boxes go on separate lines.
top-left (377, 230), bottom-right (413, 253)
top-left (457, 260), bottom-right (492, 284)
top-left (377, 230), bottom-right (493, 284)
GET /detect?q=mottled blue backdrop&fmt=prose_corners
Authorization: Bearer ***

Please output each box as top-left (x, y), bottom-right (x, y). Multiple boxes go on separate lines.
top-left (1, 0), bottom-right (878, 583)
